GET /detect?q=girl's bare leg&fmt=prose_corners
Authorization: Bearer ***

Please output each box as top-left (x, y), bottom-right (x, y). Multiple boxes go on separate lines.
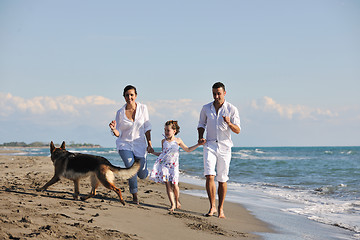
top-left (173, 183), bottom-right (181, 209)
top-left (165, 181), bottom-right (176, 211)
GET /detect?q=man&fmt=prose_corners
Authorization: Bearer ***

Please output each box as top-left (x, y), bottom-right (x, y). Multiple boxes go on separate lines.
top-left (198, 82), bottom-right (241, 218)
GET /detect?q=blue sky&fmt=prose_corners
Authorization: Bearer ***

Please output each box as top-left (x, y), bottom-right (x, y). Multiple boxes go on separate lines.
top-left (1, 0), bottom-right (359, 147)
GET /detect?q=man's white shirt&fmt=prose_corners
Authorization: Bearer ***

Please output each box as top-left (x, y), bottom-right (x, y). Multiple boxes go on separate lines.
top-left (198, 100), bottom-right (240, 152)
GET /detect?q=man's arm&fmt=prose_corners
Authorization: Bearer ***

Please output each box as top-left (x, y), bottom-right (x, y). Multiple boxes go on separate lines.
top-left (197, 127), bottom-right (206, 144)
top-left (197, 105), bottom-right (207, 144)
top-left (223, 116), bottom-right (240, 134)
top-left (145, 130), bottom-right (154, 153)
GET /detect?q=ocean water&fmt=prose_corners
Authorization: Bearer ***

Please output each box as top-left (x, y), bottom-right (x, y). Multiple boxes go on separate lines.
top-left (10, 146), bottom-right (360, 239)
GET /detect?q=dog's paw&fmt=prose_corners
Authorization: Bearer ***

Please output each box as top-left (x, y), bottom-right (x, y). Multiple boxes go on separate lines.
top-left (36, 188), bottom-right (45, 192)
top-left (120, 200), bottom-right (126, 206)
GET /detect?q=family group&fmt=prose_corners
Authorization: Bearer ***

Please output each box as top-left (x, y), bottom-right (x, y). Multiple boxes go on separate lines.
top-left (109, 82), bottom-right (240, 219)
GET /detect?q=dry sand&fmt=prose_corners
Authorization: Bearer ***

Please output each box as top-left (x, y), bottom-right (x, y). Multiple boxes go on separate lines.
top-left (0, 152), bottom-right (272, 240)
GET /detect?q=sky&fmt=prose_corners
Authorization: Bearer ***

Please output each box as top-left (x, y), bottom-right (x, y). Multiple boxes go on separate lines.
top-left (1, 0), bottom-right (359, 147)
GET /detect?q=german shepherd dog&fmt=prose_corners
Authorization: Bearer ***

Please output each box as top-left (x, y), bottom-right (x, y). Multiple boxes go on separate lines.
top-left (38, 141), bottom-right (140, 205)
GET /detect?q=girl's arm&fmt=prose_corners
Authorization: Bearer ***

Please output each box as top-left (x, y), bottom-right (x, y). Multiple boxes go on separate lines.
top-left (150, 139), bottom-right (165, 156)
top-left (177, 138), bottom-right (200, 152)
top-left (152, 151), bottom-right (161, 156)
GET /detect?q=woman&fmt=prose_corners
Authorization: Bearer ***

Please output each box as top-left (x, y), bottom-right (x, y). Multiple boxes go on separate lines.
top-left (109, 85), bottom-right (153, 204)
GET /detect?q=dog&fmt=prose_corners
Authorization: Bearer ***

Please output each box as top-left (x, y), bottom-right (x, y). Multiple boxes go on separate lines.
top-left (38, 141), bottom-right (140, 205)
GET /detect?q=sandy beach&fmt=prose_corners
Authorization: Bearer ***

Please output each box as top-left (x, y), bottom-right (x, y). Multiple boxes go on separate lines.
top-left (0, 151), bottom-right (271, 240)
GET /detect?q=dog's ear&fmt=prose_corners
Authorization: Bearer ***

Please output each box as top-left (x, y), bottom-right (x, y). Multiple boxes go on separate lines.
top-left (50, 141), bottom-right (55, 153)
top-left (60, 141), bottom-right (66, 150)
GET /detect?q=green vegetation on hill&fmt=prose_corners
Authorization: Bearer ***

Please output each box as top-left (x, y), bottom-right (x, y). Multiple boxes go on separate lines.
top-left (0, 141), bottom-right (101, 148)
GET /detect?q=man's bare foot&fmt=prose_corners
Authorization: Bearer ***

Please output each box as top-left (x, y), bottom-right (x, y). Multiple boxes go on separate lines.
top-left (218, 209), bottom-right (226, 219)
top-left (204, 208), bottom-right (217, 217)
top-left (176, 201), bottom-right (181, 209)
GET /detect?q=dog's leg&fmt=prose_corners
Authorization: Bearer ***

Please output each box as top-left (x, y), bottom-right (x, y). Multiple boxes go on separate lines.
top-left (37, 175), bottom-right (60, 191)
top-left (103, 181), bottom-right (125, 205)
top-left (110, 184), bottom-right (126, 206)
top-left (98, 171), bottom-right (125, 205)
top-left (81, 174), bottom-right (99, 201)
top-left (73, 179), bottom-right (80, 200)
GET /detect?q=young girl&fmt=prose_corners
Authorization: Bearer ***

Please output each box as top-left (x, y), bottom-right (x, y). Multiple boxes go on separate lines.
top-left (149, 120), bottom-right (200, 212)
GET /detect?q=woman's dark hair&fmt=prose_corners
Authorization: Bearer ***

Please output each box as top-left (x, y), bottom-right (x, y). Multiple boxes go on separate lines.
top-left (123, 85), bottom-right (137, 97)
top-left (165, 120), bottom-right (180, 135)
top-left (212, 82), bottom-right (226, 91)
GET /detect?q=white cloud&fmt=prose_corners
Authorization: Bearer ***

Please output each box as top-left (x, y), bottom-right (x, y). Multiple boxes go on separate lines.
top-left (0, 93), bottom-right (203, 142)
top-left (2, 93), bottom-right (358, 146)
top-left (1, 93), bottom-right (342, 128)
top-left (251, 96), bottom-right (338, 120)
top-left (0, 93), bottom-right (116, 117)
top-left (143, 99), bottom-right (202, 143)
top-left (145, 99), bottom-right (201, 120)
top-left (0, 93), bottom-right (203, 124)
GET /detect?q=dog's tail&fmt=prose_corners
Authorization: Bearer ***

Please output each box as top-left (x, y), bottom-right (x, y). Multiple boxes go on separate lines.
top-left (110, 158), bottom-right (141, 180)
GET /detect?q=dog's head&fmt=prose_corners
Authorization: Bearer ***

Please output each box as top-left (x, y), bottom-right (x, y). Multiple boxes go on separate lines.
top-left (50, 141), bottom-right (67, 162)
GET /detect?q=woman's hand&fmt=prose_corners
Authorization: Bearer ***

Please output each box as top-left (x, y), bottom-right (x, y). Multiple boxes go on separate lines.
top-left (109, 120), bottom-right (116, 130)
top-left (109, 120), bottom-right (120, 137)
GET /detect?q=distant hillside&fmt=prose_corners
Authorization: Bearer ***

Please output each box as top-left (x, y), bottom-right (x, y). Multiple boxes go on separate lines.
top-left (0, 141), bottom-right (101, 148)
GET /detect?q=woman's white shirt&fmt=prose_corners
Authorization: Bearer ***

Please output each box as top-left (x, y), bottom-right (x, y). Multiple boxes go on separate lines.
top-left (114, 102), bottom-right (151, 158)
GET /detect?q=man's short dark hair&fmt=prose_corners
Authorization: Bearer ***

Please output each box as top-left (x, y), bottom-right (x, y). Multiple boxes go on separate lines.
top-left (212, 82), bottom-right (225, 91)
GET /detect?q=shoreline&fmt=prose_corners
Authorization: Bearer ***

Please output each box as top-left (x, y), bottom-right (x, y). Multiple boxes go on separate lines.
top-left (0, 145), bottom-right (102, 150)
top-left (0, 154), bottom-right (272, 240)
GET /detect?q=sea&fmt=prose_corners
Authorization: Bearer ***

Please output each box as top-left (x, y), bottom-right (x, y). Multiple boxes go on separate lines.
top-left (9, 146), bottom-right (360, 240)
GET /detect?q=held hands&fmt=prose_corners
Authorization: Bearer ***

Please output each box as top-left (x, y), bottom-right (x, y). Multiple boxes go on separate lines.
top-left (147, 145), bottom-right (154, 154)
top-left (198, 138), bottom-right (206, 145)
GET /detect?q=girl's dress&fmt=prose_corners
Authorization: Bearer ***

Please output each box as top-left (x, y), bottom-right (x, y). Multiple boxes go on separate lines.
top-left (149, 140), bottom-right (179, 184)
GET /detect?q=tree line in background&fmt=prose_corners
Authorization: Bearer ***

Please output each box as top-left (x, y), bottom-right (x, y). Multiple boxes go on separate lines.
top-left (0, 141), bottom-right (101, 148)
